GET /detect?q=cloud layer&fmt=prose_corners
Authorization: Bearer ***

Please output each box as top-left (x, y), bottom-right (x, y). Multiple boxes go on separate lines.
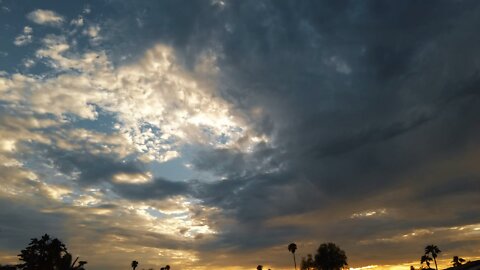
top-left (1, 2), bottom-right (480, 270)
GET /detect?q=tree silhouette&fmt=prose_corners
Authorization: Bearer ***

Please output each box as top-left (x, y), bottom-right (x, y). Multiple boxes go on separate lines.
top-left (17, 234), bottom-right (87, 270)
top-left (59, 254), bottom-right (87, 270)
top-left (421, 255), bottom-right (433, 269)
top-left (314, 243), bottom-right (348, 270)
top-left (131, 261), bottom-right (139, 270)
top-left (288, 243), bottom-right (298, 270)
top-left (0, 265), bottom-right (17, 270)
top-left (301, 254), bottom-right (316, 270)
top-left (165, 265), bottom-right (170, 270)
top-left (257, 265), bottom-right (263, 270)
top-left (424, 245), bottom-right (441, 270)
top-left (452, 256), bottom-right (466, 267)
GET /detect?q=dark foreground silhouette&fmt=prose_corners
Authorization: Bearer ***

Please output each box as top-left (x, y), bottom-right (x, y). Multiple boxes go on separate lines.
top-left (0, 234), bottom-right (477, 270)
top-left (16, 234), bottom-right (86, 270)
top-left (300, 242), bottom-right (348, 270)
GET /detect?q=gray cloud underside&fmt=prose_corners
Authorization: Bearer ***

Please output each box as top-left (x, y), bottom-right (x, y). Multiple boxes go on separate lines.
top-left (2, 0), bottom-right (480, 267)
top-left (100, 0), bottom-right (480, 253)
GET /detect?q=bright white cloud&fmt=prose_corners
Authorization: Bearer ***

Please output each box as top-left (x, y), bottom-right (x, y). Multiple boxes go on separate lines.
top-left (27, 9), bottom-right (64, 26)
top-left (1, 34), bottom-right (265, 162)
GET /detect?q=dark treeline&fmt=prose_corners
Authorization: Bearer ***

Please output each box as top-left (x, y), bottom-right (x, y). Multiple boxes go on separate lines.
top-left (0, 234), bottom-right (475, 270)
top-left (298, 242), bottom-right (347, 270)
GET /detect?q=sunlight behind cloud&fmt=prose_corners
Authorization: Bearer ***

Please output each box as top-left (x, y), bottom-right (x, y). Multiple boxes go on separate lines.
top-left (113, 173), bottom-right (153, 184)
top-left (0, 30), bottom-right (269, 165)
top-left (350, 208), bottom-right (388, 219)
top-left (3, 2), bottom-right (480, 270)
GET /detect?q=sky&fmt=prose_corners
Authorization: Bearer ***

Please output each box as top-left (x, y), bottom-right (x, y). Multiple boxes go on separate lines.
top-left (0, 0), bottom-right (480, 270)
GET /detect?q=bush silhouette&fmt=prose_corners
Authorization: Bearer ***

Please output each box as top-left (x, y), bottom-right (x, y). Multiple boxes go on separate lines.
top-left (301, 243), bottom-right (347, 270)
top-left (17, 234), bottom-right (87, 270)
top-left (315, 243), bottom-right (347, 270)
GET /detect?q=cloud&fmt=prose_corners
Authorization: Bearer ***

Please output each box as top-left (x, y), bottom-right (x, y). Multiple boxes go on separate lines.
top-left (0, 197), bottom-right (68, 251)
top-left (70, 16), bottom-right (84, 27)
top-left (112, 178), bottom-right (189, 200)
top-left (83, 24), bottom-right (102, 45)
top-left (2, 1), bottom-right (480, 270)
top-left (27, 9), bottom-right (64, 26)
top-left (13, 26), bottom-right (33, 46)
top-left (97, 2), bottom-right (480, 264)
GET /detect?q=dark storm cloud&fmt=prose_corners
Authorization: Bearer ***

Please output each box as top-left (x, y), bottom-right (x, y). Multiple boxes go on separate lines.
top-left (117, 0), bottom-right (480, 255)
top-left (37, 144), bottom-right (144, 185)
top-left (3, 0), bottom-right (479, 266)
top-left (311, 109), bottom-right (434, 158)
top-left (191, 142), bottom-right (281, 177)
top-left (35, 143), bottom-right (191, 200)
top-left (112, 177), bottom-right (189, 201)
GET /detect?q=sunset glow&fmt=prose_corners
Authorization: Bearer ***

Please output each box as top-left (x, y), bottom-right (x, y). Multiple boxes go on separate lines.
top-left (1, 1), bottom-right (480, 270)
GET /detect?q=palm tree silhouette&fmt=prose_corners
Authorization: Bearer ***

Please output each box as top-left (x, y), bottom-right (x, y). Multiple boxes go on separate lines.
top-left (425, 245), bottom-right (441, 270)
top-left (131, 260), bottom-right (139, 270)
top-left (421, 255), bottom-right (433, 269)
top-left (288, 243), bottom-right (298, 270)
top-left (452, 256), bottom-right (466, 267)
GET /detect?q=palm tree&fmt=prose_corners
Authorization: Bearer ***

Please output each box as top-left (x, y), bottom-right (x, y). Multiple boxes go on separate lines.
top-left (288, 243), bottom-right (298, 270)
top-left (314, 243), bottom-right (348, 270)
top-left (59, 254), bottom-right (88, 270)
top-left (421, 255), bottom-right (433, 269)
top-left (425, 245), bottom-right (441, 270)
top-left (131, 260), bottom-right (139, 270)
top-left (452, 256), bottom-right (466, 267)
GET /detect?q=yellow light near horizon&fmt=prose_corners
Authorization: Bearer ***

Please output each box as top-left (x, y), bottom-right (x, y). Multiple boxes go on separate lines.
top-left (350, 265), bottom-right (379, 270)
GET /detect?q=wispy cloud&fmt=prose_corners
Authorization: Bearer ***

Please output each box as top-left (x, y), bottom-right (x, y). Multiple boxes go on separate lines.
top-left (13, 26), bottom-right (33, 46)
top-left (27, 9), bottom-right (64, 26)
